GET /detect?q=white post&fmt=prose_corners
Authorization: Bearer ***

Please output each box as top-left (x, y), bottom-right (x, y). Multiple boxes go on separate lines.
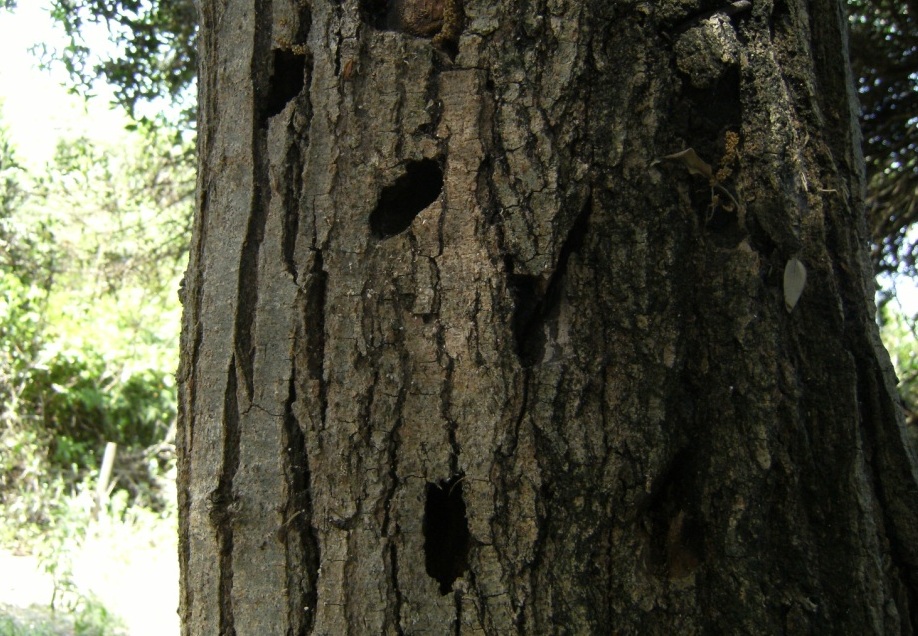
top-left (95, 441), bottom-right (117, 517)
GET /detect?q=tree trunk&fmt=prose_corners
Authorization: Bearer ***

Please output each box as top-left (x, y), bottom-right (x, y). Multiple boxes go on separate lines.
top-left (178, 0), bottom-right (918, 632)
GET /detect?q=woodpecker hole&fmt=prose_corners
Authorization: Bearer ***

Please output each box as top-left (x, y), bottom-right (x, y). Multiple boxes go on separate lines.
top-left (423, 476), bottom-right (470, 595)
top-left (265, 49), bottom-right (307, 119)
top-left (507, 270), bottom-right (544, 365)
top-left (645, 451), bottom-right (705, 579)
top-left (370, 159), bottom-right (444, 238)
top-left (359, 0), bottom-right (389, 29)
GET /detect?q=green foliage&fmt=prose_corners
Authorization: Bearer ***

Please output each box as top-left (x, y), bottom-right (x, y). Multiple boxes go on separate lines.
top-left (34, 1), bottom-right (199, 296)
top-left (849, 0), bottom-right (918, 282)
top-left (879, 304), bottom-right (918, 447)
top-left (0, 114), bottom-right (185, 544)
top-left (0, 121), bottom-right (24, 213)
top-left (0, 271), bottom-right (45, 392)
top-left (43, 0), bottom-right (197, 128)
top-left (0, 119), bottom-right (54, 289)
top-left (37, 127), bottom-right (193, 299)
top-left (19, 350), bottom-right (175, 471)
top-left (0, 10), bottom-right (184, 630)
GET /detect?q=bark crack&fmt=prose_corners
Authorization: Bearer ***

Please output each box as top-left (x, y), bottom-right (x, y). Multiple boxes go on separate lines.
top-left (304, 250), bottom-right (327, 399)
top-left (453, 589), bottom-right (462, 636)
top-left (214, 358), bottom-right (241, 636)
top-left (508, 195), bottom-right (592, 366)
top-left (283, 374), bottom-right (320, 635)
top-left (370, 159), bottom-right (444, 239)
top-left (282, 136), bottom-right (304, 280)
top-left (388, 540), bottom-right (405, 635)
top-left (441, 348), bottom-right (459, 475)
top-left (235, 0), bottom-right (275, 402)
top-left (382, 345), bottom-right (410, 633)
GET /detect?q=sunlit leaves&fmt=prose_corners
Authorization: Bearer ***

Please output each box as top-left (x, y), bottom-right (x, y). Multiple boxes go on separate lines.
top-left (879, 305), bottom-right (918, 448)
top-left (37, 128), bottom-right (193, 301)
top-left (43, 0), bottom-right (197, 128)
top-left (0, 113), bottom-right (185, 526)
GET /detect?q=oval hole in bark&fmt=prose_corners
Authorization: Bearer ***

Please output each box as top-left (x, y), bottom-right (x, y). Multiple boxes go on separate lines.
top-left (265, 49), bottom-right (306, 119)
top-left (507, 271), bottom-right (544, 365)
top-left (644, 451), bottom-right (704, 579)
top-left (423, 475), bottom-right (470, 595)
top-left (370, 159), bottom-right (443, 238)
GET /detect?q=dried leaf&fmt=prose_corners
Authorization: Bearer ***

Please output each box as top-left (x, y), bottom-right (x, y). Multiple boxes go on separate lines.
top-left (783, 257), bottom-right (807, 312)
top-left (660, 148), bottom-right (713, 179)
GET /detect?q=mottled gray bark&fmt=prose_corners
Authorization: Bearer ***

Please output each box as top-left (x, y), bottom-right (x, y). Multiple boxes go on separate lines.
top-left (178, 0), bottom-right (918, 632)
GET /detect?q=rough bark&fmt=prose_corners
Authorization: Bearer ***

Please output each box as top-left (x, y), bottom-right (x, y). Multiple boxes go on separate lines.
top-left (178, 0), bottom-right (918, 632)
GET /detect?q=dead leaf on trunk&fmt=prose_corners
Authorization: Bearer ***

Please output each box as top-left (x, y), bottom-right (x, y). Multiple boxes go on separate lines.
top-left (657, 148), bottom-right (714, 180)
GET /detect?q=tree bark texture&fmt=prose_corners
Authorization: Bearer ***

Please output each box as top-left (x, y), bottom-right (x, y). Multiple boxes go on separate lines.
top-left (178, 0), bottom-right (918, 632)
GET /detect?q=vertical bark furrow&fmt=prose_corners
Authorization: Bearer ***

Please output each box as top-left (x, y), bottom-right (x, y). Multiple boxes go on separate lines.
top-left (283, 374), bottom-right (320, 634)
top-left (382, 408), bottom-right (405, 635)
top-left (233, 0), bottom-right (275, 402)
top-left (281, 138), bottom-right (303, 278)
top-left (388, 541), bottom-right (406, 635)
top-left (303, 250), bottom-right (327, 412)
top-left (216, 359), bottom-right (241, 636)
top-left (233, 205), bottom-right (263, 402)
top-left (453, 590), bottom-right (462, 636)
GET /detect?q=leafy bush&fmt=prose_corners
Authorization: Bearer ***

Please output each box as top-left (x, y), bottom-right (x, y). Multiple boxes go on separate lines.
top-left (20, 351), bottom-right (174, 470)
top-left (879, 304), bottom-right (918, 449)
top-left (0, 117), bottom-right (183, 543)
